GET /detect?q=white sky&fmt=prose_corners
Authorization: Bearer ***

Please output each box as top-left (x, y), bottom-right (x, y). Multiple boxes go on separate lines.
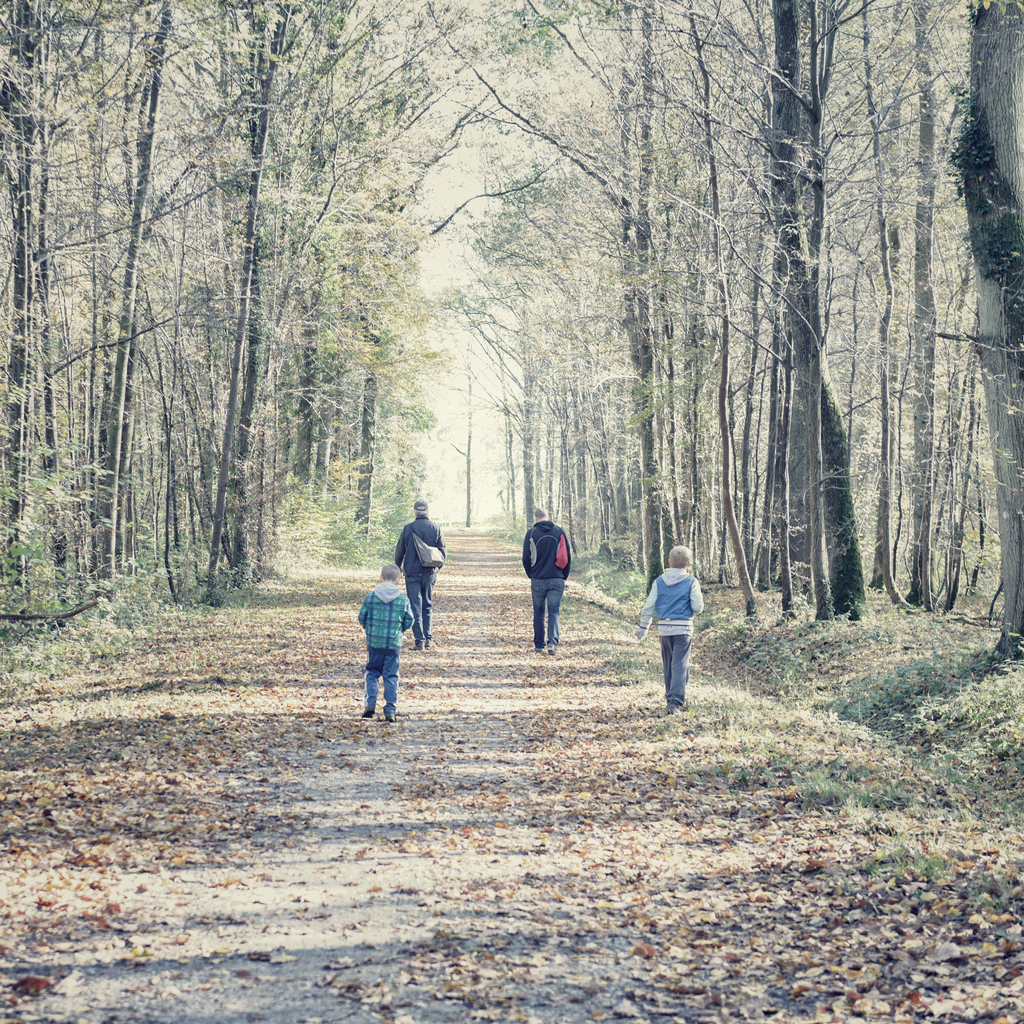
top-left (415, 193), bottom-right (510, 528)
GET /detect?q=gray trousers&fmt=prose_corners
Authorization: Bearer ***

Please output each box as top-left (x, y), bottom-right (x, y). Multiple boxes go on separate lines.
top-left (660, 633), bottom-right (692, 706)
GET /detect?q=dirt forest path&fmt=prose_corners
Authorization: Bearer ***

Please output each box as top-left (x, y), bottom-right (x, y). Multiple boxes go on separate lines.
top-left (4, 533), bottom-right (1024, 1023)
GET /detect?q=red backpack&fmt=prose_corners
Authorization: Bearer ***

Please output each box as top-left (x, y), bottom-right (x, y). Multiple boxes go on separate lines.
top-left (555, 533), bottom-right (569, 569)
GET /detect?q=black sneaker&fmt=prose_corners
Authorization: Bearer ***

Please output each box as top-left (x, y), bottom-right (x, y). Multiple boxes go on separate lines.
top-left (545, 644), bottom-right (556, 656)
top-left (424, 639), bottom-right (431, 649)
top-left (535, 647), bottom-right (545, 654)
top-left (414, 641), bottom-right (425, 651)
top-left (384, 709), bottom-right (396, 723)
top-left (362, 707), bottom-right (375, 719)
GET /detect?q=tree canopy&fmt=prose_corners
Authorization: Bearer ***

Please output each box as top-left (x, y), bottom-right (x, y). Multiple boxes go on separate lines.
top-left (1, 0), bottom-right (1015, 647)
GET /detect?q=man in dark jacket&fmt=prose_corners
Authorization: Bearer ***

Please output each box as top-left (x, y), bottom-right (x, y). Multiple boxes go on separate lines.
top-left (522, 507), bottom-right (571, 655)
top-left (395, 499), bottom-right (447, 650)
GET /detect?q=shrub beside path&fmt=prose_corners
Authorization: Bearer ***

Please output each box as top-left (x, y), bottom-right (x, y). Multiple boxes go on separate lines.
top-left (2, 533), bottom-right (1024, 1022)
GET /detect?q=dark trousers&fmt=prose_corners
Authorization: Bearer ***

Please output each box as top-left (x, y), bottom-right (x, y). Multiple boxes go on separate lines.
top-left (405, 570), bottom-right (438, 643)
top-left (660, 633), bottom-right (692, 706)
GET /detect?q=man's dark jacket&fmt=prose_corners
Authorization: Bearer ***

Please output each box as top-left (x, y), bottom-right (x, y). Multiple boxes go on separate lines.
top-left (522, 520), bottom-right (571, 580)
top-left (395, 515), bottom-right (447, 576)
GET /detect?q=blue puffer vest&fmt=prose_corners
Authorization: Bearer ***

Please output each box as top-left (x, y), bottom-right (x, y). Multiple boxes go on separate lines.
top-left (655, 574), bottom-right (694, 619)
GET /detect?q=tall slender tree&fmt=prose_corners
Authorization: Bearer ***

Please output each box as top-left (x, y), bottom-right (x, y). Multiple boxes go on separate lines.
top-left (691, 14), bottom-right (756, 616)
top-left (102, 2), bottom-right (173, 578)
top-left (907, 0), bottom-right (939, 609)
top-left (208, 5), bottom-right (290, 584)
top-left (864, 6), bottom-right (906, 609)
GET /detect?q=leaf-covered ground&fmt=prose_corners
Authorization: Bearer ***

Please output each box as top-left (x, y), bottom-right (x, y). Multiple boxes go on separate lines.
top-left (1, 533), bottom-right (1023, 1023)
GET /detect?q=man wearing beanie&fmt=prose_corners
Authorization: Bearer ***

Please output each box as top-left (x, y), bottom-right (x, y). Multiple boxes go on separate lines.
top-left (394, 499), bottom-right (447, 650)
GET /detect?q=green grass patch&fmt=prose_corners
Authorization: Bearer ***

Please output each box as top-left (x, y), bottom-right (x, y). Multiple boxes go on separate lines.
top-left (572, 552), bottom-right (648, 608)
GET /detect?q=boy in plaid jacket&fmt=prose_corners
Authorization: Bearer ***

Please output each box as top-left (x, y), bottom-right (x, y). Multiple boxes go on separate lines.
top-left (358, 564), bottom-right (413, 722)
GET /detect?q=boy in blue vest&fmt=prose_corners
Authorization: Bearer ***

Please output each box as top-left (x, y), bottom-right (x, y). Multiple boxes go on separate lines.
top-left (635, 546), bottom-right (704, 714)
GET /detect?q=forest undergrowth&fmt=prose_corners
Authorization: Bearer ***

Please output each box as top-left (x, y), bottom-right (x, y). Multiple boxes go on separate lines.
top-left (695, 583), bottom-right (1024, 817)
top-left (558, 549), bottom-right (1024, 902)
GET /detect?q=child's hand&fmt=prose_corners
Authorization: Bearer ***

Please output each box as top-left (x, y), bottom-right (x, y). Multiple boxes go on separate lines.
top-left (635, 626), bottom-right (646, 640)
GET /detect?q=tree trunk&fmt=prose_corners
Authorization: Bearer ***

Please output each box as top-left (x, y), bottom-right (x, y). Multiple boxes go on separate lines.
top-left (806, 342), bottom-right (831, 619)
top-left (207, 6), bottom-right (289, 585)
top-left (865, 24), bottom-right (903, 611)
top-left (770, 0), bottom-right (808, 603)
top-left (102, 2), bottom-right (172, 579)
top-left (545, 421), bottom-right (555, 514)
top-left (741, 274), bottom-right (760, 569)
top-left (562, 426), bottom-right (576, 549)
top-left (907, 0), bottom-right (938, 610)
top-left (622, 0), bottom-right (663, 590)
top-left (779, 340), bottom-right (795, 613)
top-left (821, 375), bottom-right (864, 618)
top-left (39, 117), bottom-right (62, 570)
top-left (665, 354), bottom-right (683, 543)
top-left (688, 348), bottom-right (701, 556)
top-left (356, 362), bottom-right (378, 532)
top-left (958, 6), bottom-right (1024, 655)
top-left (315, 400), bottom-right (335, 492)
top-left (804, 0), bottom-right (833, 621)
top-left (2, 0), bottom-right (46, 566)
top-left (523, 367), bottom-right (536, 517)
top-left (756, 317), bottom-right (783, 591)
top-left (692, 15), bottom-right (756, 616)
top-left (295, 316), bottom-right (318, 485)
top-left (573, 402), bottom-right (588, 548)
top-left (503, 394), bottom-right (517, 526)
top-left (946, 359), bottom-right (977, 611)
top-left (230, 228), bottom-right (269, 581)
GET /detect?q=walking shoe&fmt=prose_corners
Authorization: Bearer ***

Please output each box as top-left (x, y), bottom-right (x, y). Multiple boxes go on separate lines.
top-left (384, 709), bottom-right (396, 723)
top-left (424, 639), bottom-right (431, 649)
top-left (535, 647), bottom-right (545, 654)
top-left (545, 644), bottom-right (556, 656)
top-left (666, 702), bottom-right (677, 715)
top-left (362, 706), bottom-right (375, 719)
top-left (414, 641), bottom-right (425, 651)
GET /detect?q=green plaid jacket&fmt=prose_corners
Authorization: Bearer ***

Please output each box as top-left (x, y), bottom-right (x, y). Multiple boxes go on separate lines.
top-left (358, 590), bottom-right (413, 649)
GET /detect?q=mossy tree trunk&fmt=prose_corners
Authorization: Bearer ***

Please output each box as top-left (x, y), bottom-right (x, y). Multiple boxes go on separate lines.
top-left (960, 7), bottom-right (1024, 656)
top-left (821, 377), bottom-right (865, 619)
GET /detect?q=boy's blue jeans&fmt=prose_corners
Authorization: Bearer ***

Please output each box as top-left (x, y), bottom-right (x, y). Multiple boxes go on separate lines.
top-left (365, 646), bottom-right (400, 714)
